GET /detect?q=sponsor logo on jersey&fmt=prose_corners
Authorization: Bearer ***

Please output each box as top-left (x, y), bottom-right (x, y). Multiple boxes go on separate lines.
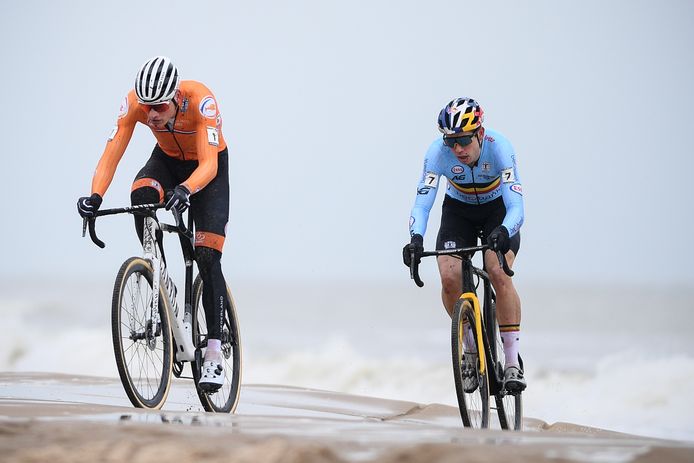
top-left (417, 187), bottom-right (432, 195)
top-left (451, 166), bottom-right (464, 174)
top-left (452, 174), bottom-right (466, 181)
top-left (511, 183), bottom-right (523, 195)
top-left (444, 240), bottom-right (457, 249)
top-left (482, 162), bottom-right (491, 172)
top-left (181, 98), bottom-right (189, 113)
top-left (118, 96), bottom-right (129, 119)
top-left (484, 135), bottom-right (495, 143)
top-left (199, 96), bottom-right (217, 119)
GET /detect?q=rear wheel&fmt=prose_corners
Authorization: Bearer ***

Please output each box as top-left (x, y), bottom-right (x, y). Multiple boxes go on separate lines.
top-left (452, 298), bottom-right (490, 428)
top-left (191, 274), bottom-right (242, 413)
top-left (495, 387), bottom-right (523, 430)
top-left (111, 257), bottom-right (173, 409)
top-left (491, 314), bottom-right (523, 430)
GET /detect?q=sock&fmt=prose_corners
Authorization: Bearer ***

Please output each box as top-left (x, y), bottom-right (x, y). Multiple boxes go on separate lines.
top-left (205, 338), bottom-right (222, 362)
top-left (499, 325), bottom-right (520, 369)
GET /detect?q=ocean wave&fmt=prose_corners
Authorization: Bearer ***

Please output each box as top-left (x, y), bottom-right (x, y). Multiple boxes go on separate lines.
top-left (2, 297), bottom-right (693, 443)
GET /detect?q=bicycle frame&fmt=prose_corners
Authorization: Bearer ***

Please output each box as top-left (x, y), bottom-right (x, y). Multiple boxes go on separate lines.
top-left (84, 204), bottom-right (200, 362)
top-left (410, 245), bottom-right (511, 391)
top-left (460, 254), bottom-right (488, 375)
top-left (142, 215), bottom-right (197, 361)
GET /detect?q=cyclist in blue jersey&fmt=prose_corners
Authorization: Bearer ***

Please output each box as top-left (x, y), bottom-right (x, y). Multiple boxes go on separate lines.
top-left (403, 97), bottom-right (526, 392)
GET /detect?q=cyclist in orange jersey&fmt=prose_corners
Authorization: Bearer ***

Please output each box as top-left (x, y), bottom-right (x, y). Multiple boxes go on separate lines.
top-left (77, 56), bottom-right (230, 392)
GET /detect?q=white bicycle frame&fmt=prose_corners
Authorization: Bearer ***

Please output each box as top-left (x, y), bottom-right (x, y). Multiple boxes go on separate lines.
top-left (143, 216), bottom-right (196, 362)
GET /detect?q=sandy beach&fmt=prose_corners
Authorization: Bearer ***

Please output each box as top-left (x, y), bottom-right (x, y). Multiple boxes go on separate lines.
top-left (1, 372), bottom-right (692, 463)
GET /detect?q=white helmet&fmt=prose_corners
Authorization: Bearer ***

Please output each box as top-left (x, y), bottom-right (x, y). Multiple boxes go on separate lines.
top-left (135, 56), bottom-right (180, 104)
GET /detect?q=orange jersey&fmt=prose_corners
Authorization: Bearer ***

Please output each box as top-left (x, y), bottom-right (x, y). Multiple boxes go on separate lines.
top-left (91, 80), bottom-right (227, 196)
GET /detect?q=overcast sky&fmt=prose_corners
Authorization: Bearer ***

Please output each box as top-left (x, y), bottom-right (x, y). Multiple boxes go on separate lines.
top-left (2, 0), bottom-right (693, 287)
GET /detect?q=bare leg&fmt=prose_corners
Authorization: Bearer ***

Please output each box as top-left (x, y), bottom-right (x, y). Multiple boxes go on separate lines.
top-left (437, 255), bottom-right (463, 318)
top-left (484, 250), bottom-right (522, 369)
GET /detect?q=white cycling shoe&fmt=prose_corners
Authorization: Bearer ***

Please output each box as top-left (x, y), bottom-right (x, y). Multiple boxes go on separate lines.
top-left (199, 360), bottom-right (224, 393)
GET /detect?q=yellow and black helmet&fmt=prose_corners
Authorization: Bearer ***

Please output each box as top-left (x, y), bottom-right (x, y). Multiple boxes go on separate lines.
top-left (437, 98), bottom-right (484, 135)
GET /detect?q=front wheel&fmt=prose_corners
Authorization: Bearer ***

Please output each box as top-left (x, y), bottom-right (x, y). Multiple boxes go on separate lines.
top-left (451, 298), bottom-right (490, 428)
top-left (191, 274), bottom-right (242, 413)
top-left (111, 257), bottom-right (173, 409)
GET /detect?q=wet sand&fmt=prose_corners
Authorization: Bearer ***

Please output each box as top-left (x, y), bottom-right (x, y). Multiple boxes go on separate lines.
top-left (0, 372), bottom-right (692, 463)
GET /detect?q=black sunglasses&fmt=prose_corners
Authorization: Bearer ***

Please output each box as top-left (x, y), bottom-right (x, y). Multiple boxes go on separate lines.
top-left (443, 131), bottom-right (478, 148)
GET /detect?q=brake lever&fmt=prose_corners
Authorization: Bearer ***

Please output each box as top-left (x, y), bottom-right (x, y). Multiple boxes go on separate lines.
top-left (410, 250), bottom-right (424, 287)
top-left (495, 250), bottom-right (514, 277)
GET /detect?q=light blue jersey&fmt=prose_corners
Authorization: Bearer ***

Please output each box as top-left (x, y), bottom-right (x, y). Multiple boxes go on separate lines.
top-left (409, 129), bottom-right (524, 238)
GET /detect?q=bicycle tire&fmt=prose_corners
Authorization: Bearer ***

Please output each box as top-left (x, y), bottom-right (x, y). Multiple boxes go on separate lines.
top-left (111, 257), bottom-right (173, 409)
top-left (490, 316), bottom-right (523, 430)
top-left (191, 274), bottom-right (242, 413)
top-left (451, 298), bottom-right (490, 428)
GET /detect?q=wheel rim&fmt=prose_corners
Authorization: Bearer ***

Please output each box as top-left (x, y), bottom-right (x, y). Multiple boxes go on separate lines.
top-left (452, 301), bottom-right (489, 428)
top-left (493, 323), bottom-right (522, 430)
top-left (119, 270), bottom-right (168, 404)
top-left (195, 299), bottom-right (240, 410)
top-left (459, 333), bottom-right (487, 427)
top-left (192, 278), bottom-right (241, 413)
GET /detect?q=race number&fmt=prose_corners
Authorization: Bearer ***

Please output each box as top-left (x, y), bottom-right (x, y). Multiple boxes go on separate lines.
top-left (501, 168), bottom-right (516, 183)
top-left (424, 172), bottom-right (438, 187)
top-left (206, 126), bottom-right (219, 146)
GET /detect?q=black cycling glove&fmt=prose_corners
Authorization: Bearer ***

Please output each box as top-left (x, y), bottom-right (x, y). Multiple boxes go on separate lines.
top-left (487, 225), bottom-right (510, 253)
top-left (77, 193), bottom-right (103, 218)
top-left (402, 233), bottom-right (424, 267)
top-left (165, 185), bottom-right (191, 214)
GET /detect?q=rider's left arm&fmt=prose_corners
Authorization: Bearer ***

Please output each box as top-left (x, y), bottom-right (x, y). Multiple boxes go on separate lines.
top-left (497, 148), bottom-right (524, 237)
top-left (180, 120), bottom-right (221, 194)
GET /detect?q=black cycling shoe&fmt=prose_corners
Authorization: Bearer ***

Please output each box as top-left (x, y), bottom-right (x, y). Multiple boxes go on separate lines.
top-left (462, 352), bottom-right (479, 393)
top-left (503, 365), bottom-right (526, 393)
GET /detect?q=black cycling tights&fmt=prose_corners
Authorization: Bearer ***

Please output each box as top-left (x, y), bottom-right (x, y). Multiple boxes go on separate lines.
top-left (195, 247), bottom-right (226, 340)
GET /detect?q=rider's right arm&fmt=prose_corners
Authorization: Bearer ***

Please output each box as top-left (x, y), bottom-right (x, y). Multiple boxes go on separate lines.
top-left (91, 92), bottom-right (139, 197)
top-left (409, 141), bottom-right (442, 237)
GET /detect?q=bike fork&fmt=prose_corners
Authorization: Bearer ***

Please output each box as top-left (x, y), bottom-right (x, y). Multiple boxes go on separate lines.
top-left (461, 293), bottom-right (486, 375)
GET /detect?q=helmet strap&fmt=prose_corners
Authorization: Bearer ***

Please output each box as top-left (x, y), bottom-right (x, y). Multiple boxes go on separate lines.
top-left (475, 127), bottom-right (484, 148)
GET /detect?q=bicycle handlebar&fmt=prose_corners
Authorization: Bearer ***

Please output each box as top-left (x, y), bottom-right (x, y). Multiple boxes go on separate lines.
top-left (408, 244), bottom-right (514, 288)
top-left (81, 203), bottom-right (192, 248)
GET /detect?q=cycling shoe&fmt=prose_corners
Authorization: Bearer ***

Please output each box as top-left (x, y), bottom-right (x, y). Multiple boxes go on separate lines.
top-left (199, 360), bottom-right (224, 393)
top-left (503, 365), bottom-right (526, 393)
top-left (462, 352), bottom-right (479, 393)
